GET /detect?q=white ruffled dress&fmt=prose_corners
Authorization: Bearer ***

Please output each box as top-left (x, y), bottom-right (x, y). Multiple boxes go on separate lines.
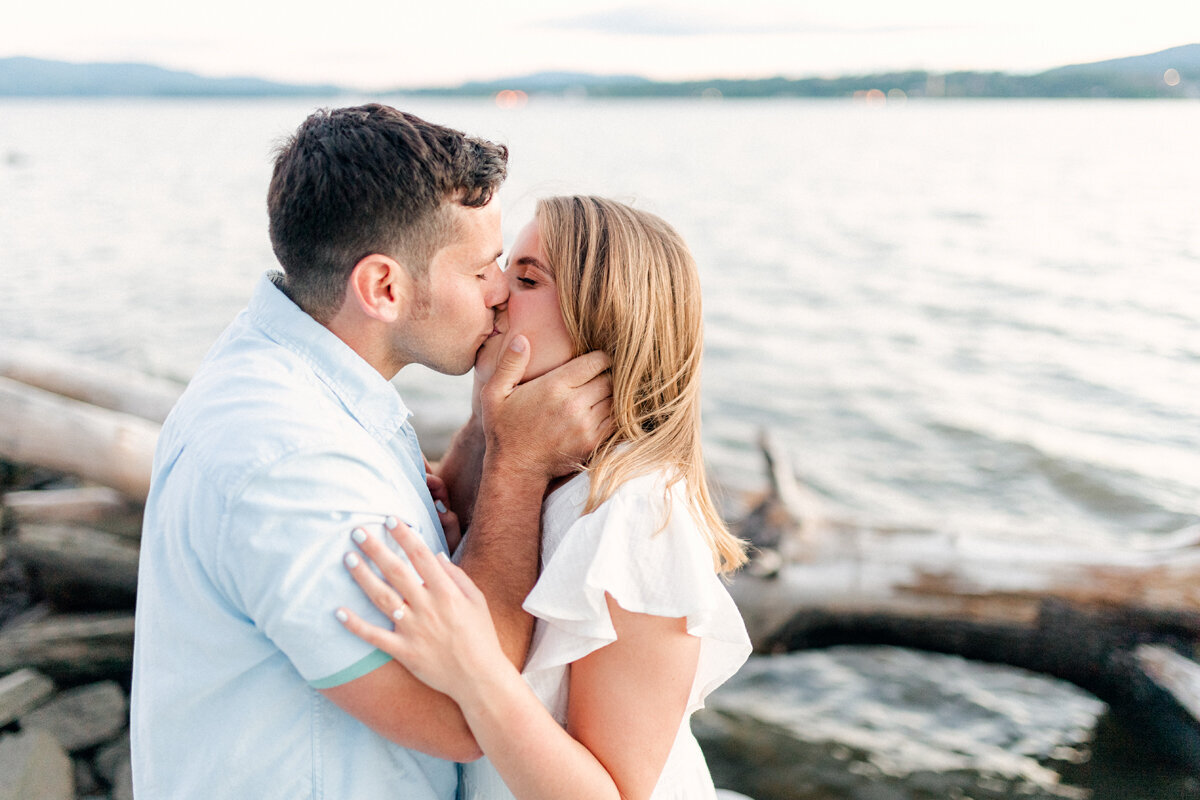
top-left (459, 469), bottom-right (752, 799)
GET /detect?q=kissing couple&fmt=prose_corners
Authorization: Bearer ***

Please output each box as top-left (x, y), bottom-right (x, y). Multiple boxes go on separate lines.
top-left (131, 103), bottom-right (752, 800)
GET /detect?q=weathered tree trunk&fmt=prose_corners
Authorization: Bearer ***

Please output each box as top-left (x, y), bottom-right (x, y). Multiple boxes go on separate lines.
top-left (0, 378), bottom-right (158, 502)
top-left (732, 430), bottom-right (1200, 769)
top-left (0, 341), bottom-right (182, 424)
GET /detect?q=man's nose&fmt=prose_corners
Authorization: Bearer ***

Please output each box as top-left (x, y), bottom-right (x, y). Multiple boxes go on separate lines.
top-left (485, 263), bottom-right (508, 308)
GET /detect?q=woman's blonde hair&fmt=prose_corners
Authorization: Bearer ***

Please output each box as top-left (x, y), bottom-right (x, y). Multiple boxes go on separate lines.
top-left (536, 196), bottom-right (747, 574)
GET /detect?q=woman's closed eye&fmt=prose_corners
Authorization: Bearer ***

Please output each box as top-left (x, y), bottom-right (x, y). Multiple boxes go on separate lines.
top-left (517, 276), bottom-right (538, 287)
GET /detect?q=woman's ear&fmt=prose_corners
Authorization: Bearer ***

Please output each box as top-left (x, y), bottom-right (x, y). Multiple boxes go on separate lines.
top-left (347, 254), bottom-right (412, 322)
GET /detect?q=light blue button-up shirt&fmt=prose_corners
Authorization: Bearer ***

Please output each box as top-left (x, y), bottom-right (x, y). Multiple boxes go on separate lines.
top-left (131, 273), bottom-right (455, 799)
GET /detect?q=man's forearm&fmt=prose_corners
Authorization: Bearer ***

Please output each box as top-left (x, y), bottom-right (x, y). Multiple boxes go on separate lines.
top-left (437, 416), bottom-right (485, 532)
top-left (455, 452), bottom-right (545, 667)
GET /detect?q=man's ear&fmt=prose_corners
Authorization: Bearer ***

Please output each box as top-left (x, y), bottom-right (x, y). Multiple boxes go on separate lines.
top-left (346, 254), bottom-right (411, 322)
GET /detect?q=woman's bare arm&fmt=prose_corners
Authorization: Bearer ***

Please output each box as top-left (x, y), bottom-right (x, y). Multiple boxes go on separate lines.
top-left (337, 522), bottom-right (699, 800)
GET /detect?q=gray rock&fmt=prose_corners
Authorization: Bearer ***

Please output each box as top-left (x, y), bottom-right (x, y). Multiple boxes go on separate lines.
top-left (0, 728), bottom-right (74, 800)
top-left (111, 754), bottom-right (134, 800)
top-left (19, 680), bottom-right (127, 752)
top-left (0, 667), bottom-right (54, 727)
top-left (73, 756), bottom-right (102, 794)
top-left (93, 729), bottom-right (130, 783)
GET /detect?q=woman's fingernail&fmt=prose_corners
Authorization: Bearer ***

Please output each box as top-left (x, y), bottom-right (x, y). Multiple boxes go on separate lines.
top-left (351, 528), bottom-right (367, 544)
top-left (509, 336), bottom-right (527, 353)
top-left (384, 515), bottom-right (400, 529)
top-left (437, 551), bottom-right (451, 564)
top-left (344, 552), bottom-right (360, 569)
top-left (392, 607), bottom-right (405, 621)
top-left (434, 500), bottom-right (447, 514)
top-left (335, 609), bottom-right (349, 623)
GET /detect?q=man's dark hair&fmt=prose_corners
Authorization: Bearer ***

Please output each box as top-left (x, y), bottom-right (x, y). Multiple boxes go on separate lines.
top-left (267, 104), bottom-right (508, 322)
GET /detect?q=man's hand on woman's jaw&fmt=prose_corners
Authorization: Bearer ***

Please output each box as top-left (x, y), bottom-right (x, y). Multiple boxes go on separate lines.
top-left (480, 335), bottom-right (614, 483)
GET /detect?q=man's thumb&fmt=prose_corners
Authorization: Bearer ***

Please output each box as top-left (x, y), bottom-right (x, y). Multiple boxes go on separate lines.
top-left (487, 335), bottom-right (530, 399)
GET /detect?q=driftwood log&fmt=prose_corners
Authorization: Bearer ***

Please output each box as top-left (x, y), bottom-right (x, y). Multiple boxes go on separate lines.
top-left (0, 613), bottom-right (135, 684)
top-left (2, 487), bottom-right (142, 537)
top-left (731, 431), bottom-right (1200, 769)
top-left (6, 523), bottom-right (139, 608)
top-left (0, 341), bottom-right (182, 425)
top-left (0, 378), bottom-right (158, 503)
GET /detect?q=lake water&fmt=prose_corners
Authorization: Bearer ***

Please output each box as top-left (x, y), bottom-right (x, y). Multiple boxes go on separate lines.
top-left (1, 96), bottom-right (1198, 794)
top-left (2, 96), bottom-right (1196, 545)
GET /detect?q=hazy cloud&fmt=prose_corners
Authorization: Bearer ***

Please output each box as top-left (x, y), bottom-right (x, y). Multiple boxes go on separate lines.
top-left (539, 5), bottom-right (961, 37)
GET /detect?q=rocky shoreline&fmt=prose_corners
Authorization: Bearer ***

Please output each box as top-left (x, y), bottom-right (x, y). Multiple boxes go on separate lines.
top-left (3, 345), bottom-right (1200, 799)
top-left (0, 466), bottom-right (135, 800)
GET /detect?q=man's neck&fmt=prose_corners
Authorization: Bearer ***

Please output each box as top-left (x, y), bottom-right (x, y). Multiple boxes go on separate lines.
top-left (273, 272), bottom-right (406, 380)
top-left (324, 312), bottom-right (405, 381)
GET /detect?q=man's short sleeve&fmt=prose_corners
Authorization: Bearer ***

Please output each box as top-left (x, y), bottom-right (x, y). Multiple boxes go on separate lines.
top-left (215, 448), bottom-right (433, 687)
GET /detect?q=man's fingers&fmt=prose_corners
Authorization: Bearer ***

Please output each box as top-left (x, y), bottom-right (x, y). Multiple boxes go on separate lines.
top-left (437, 507), bottom-right (459, 532)
top-left (539, 349), bottom-right (611, 390)
top-left (591, 397), bottom-right (614, 418)
top-left (594, 408), bottom-right (615, 439)
top-left (426, 473), bottom-right (450, 505)
top-left (574, 372), bottom-right (614, 410)
top-left (426, 472), bottom-right (446, 492)
top-left (483, 335), bottom-right (531, 401)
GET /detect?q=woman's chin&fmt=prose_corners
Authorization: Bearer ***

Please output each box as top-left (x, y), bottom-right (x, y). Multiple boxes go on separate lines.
top-left (473, 337), bottom-right (503, 384)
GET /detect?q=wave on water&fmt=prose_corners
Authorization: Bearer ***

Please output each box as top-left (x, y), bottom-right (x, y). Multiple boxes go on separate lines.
top-left (696, 647), bottom-right (1107, 800)
top-left (926, 415), bottom-right (1200, 541)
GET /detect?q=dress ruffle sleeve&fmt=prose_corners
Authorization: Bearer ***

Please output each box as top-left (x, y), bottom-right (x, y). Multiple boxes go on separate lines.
top-left (522, 472), bottom-right (751, 715)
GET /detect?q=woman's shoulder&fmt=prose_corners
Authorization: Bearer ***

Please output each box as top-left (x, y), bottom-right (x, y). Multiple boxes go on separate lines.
top-left (539, 465), bottom-right (714, 598)
top-left (544, 467), bottom-right (700, 550)
top-left (524, 465), bottom-right (750, 681)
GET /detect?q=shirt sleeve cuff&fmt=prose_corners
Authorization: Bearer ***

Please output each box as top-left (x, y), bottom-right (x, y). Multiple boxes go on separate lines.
top-left (307, 648), bottom-right (393, 689)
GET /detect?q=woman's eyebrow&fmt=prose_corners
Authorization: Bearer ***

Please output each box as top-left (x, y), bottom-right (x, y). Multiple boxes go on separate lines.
top-left (513, 255), bottom-right (548, 271)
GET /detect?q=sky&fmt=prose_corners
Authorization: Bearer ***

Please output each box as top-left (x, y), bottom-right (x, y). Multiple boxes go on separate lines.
top-left (6, 0), bottom-right (1200, 90)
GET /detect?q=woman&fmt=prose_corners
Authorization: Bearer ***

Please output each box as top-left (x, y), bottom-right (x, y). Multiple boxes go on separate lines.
top-left (337, 196), bottom-right (751, 799)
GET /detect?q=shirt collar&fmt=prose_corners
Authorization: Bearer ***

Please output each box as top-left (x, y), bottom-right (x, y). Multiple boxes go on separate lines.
top-left (247, 272), bottom-right (412, 440)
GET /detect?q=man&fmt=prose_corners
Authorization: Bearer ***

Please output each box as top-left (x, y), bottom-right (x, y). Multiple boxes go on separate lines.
top-left (130, 104), bottom-right (612, 798)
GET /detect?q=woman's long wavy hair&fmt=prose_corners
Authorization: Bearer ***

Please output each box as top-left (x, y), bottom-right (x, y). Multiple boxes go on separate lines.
top-left (536, 196), bottom-right (747, 574)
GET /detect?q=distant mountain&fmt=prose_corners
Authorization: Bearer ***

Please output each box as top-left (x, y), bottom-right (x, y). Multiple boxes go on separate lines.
top-left (3, 45), bottom-right (1198, 99)
top-left (0, 57), bottom-right (343, 97)
top-left (1043, 43), bottom-right (1200, 76)
top-left (1024, 43), bottom-right (1200, 98)
top-left (419, 71), bottom-right (652, 94)
top-left (405, 44), bottom-right (1200, 100)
